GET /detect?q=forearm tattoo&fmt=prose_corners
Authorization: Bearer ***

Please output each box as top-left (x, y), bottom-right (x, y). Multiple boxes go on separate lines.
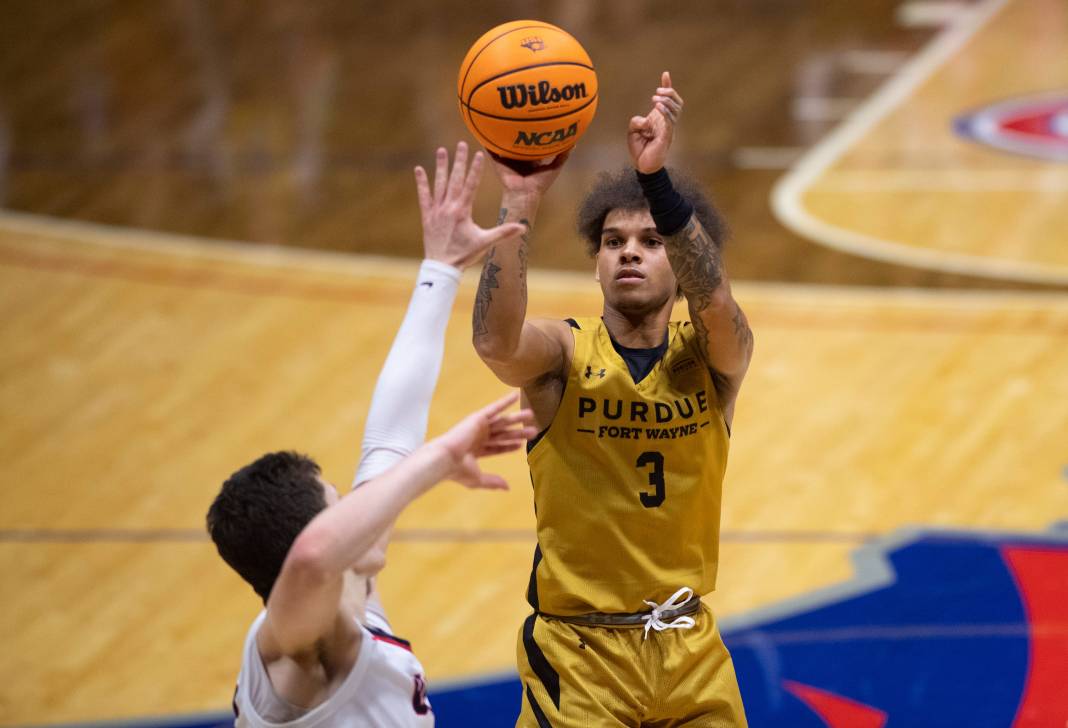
top-left (472, 247), bottom-right (501, 339)
top-left (731, 299), bottom-right (753, 352)
top-left (517, 217), bottom-right (531, 309)
top-left (666, 217), bottom-right (752, 355)
top-left (473, 210), bottom-right (531, 340)
top-left (665, 218), bottom-right (723, 313)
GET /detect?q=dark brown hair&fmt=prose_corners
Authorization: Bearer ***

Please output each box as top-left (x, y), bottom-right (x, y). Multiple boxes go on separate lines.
top-left (576, 167), bottom-right (728, 256)
top-left (207, 451), bottom-right (326, 602)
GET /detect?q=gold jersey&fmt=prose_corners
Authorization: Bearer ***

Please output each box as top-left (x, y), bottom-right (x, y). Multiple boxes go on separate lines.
top-left (526, 317), bottom-right (730, 616)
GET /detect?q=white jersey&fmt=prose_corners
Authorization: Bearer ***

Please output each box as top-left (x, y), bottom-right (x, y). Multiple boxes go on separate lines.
top-left (233, 609), bottom-right (434, 727)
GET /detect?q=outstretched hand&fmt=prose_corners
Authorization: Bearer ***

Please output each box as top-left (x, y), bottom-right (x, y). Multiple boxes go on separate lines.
top-left (627, 71), bottom-right (684, 174)
top-left (431, 392), bottom-right (536, 490)
top-left (414, 141), bottom-right (527, 269)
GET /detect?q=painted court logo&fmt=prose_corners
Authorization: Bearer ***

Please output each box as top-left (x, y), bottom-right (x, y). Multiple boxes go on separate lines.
top-left (955, 92), bottom-right (1068, 162)
top-left (725, 525), bottom-right (1068, 727)
top-left (54, 525), bottom-right (1068, 728)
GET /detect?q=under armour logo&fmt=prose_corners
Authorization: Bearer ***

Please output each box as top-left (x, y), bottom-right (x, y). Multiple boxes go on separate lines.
top-left (520, 37), bottom-right (545, 52)
top-left (585, 365), bottom-right (606, 379)
top-left (419, 281), bottom-right (433, 288)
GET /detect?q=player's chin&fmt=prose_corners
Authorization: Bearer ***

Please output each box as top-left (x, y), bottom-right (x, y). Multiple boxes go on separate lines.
top-left (608, 284), bottom-right (660, 310)
top-left (610, 279), bottom-right (649, 301)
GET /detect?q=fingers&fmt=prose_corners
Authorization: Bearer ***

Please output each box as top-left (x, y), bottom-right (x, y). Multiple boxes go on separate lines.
top-left (652, 71), bottom-right (682, 126)
top-left (478, 391), bottom-right (520, 420)
top-left (447, 141), bottom-right (468, 201)
top-left (480, 422), bottom-right (537, 456)
top-left (459, 149), bottom-right (484, 207)
top-left (656, 85), bottom-right (683, 105)
top-left (653, 98), bottom-right (679, 124)
top-left (476, 473), bottom-right (509, 490)
top-left (479, 441), bottom-right (527, 457)
top-left (483, 428), bottom-right (538, 449)
top-left (653, 91), bottom-right (682, 117)
top-left (543, 149), bottom-right (571, 171)
top-left (489, 409), bottom-right (535, 431)
top-left (413, 165), bottom-right (432, 216)
top-left (479, 221), bottom-right (526, 247)
top-left (433, 146), bottom-right (448, 203)
top-left (653, 70), bottom-right (682, 123)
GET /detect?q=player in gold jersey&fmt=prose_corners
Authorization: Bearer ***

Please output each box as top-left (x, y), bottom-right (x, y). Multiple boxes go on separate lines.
top-left (473, 72), bottom-right (753, 726)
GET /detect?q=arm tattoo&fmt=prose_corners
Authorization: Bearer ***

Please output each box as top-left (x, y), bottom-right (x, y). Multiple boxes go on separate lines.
top-left (668, 217), bottom-right (752, 363)
top-left (472, 247), bottom-right (501, 340)
top-left (690, 311), bottom-right (712, 358)
top-left (473, 209), bottom-right (530, 338)
top-left (664, 218), bottom-right (723, 312)
top-left (731, 300), bottom-right (753, 351)
top-left (517, 218), bottom-right (531, 308)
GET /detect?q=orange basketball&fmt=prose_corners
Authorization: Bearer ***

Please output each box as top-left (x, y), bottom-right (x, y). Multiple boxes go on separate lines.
top-left (458, 20), bottom-right (598, 161)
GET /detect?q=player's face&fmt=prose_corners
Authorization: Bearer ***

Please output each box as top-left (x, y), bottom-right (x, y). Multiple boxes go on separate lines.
top-left (317, 477), bottom-right (387, 576)
top-left (318, 477), bottom-right (341, 507)
top-left (595, 208), bottom-right (677, 313)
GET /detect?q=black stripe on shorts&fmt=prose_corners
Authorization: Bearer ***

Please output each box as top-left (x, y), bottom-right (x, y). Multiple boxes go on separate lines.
top-left (522, 613), bottom-right (561, 709)
top-left (526, 683), bottom-right (554, 728)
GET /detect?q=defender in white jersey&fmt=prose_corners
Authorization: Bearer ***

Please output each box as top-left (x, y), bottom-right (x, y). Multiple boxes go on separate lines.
top-left (235, 609), bottom-right (432, 726)
top-left (209, 142), bottom-right (532, 727)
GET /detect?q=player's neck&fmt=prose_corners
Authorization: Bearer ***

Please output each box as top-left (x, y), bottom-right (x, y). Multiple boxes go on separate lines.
top-left (601, 304), bottom-right (671, 348)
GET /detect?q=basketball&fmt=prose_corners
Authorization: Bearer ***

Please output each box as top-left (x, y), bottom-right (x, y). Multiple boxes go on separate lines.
top-left (457, 20), bottom-right (598, 161)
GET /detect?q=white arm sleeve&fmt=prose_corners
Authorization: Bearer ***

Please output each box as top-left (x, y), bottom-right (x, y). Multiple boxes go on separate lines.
top-left (353, 259), bottom-right (461, 487)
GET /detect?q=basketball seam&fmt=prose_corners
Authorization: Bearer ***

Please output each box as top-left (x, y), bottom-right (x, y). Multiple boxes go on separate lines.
top-left (464, 61), bottom-right (596, 107)
top-left (465, 94), bottom-right (595, 157)
top-left (459, 93), bottom-right (599, 123)
top-left (458, 23), bottom-right (559, 99)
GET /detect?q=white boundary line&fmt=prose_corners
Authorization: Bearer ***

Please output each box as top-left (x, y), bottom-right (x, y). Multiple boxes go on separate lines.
top-left (771, 0), bottom-right (1068, 287)
top-left (0, 207), bottom-right (596, 290)
top-left (4, 208), bottom-right (1068, 307)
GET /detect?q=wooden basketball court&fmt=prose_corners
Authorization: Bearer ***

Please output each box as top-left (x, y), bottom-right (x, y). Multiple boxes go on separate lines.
top-left (1, 0), bottom-right (1065, 725)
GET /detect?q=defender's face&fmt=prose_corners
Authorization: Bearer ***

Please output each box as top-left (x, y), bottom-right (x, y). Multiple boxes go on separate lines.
top-left (317, 477), bottom-right (387, 576)
top-left (318, 478), bottom-right (340, 507)
top-left (595, 208), bottom-right (677, 312)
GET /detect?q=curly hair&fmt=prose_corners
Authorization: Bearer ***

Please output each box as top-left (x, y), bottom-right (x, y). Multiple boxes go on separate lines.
top-left (206, 451), bottom-right (326, 602)
top-left (576, 167), bottom-right (728, 257)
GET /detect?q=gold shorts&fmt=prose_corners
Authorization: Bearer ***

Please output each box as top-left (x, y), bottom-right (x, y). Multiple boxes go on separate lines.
top-left (516, 603), bottom-right (747, 727)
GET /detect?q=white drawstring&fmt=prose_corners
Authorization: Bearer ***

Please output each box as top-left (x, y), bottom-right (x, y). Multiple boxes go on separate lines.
top-left (641, 587), bottom-right (696, 640)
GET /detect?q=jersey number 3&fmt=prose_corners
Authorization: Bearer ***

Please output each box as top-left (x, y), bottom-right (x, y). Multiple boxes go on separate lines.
top-left (637, 451), bottom-right (665, 508)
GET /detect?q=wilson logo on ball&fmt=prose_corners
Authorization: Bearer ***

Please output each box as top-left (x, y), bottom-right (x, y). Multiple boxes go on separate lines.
top-left (514, 123), bottom-right (578, 146)
top-left (497, 81), bottom-right (588, 109)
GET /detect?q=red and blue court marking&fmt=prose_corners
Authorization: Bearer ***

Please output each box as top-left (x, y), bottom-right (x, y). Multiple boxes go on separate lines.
top-left (955, 92), bottom-right (1068, 162)
top-left (35, 524), bottom-right (1068, 727)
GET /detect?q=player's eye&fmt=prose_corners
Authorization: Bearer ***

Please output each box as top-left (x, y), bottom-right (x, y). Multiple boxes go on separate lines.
top-left (604, 238), bottom-right (621, 247)
top-left (646, 238), bottom-right (663, 247)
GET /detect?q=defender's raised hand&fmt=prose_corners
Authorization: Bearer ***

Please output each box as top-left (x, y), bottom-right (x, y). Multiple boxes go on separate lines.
top-left (430, 392), bottom-right (536, 491)
top-left (414, 141), bottom-right (527, 269)
top-left (627, 71), bottom-right (684, 174)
